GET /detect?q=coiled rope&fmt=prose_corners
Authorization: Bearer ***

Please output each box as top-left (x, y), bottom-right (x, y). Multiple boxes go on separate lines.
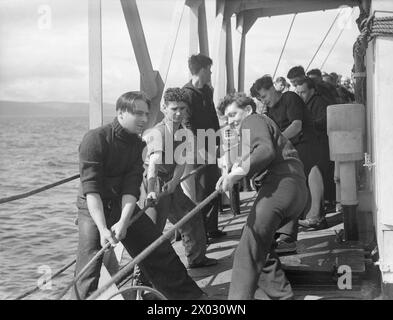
top-left (354, 13), bottom-right (393, 56)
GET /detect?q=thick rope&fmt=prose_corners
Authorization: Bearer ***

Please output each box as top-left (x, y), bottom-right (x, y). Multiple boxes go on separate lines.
top-left (320, 8), bottom-right (355, 70)
top-left (354, 14), bottom-right (393, 57)
top-left (306, 9), bottom-right (343, 72)
top-left (106, 286), bottom-right (167, 301)
top-left (273, 13), bottom-right (297, 79)
top-left (87, 190), bottom-right (219, 300)
top-left (0, 174), bottom-right (80, 205)
top-left (54, 164), bottom-right (207, 300)
top-left (55, 243), bottom-right (111, 300)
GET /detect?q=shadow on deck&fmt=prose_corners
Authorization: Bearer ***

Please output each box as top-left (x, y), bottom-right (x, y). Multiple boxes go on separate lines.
top-left (172, 191), bottom-right (380, 300)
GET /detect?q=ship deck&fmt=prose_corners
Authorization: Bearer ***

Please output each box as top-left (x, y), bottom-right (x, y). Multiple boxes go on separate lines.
top-left (171, 191), bottom-right (380, 300)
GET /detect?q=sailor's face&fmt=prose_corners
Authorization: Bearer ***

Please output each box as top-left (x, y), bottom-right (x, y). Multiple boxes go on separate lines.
top-left (274, 82), bottom-right (285, 92)
top-left (256, 87), bottom-right (275, 108)
top-left (296, 83), bottom-right (313, 103)
top-left (224, 102), bottom-right (251, 131)
top-left (119, 99), bottom-right (150, 134)
top-left (200, 65), bottom-right (212, 84)
top-left (164, 101), bottom-right (188, 123)
top-left (288, 76), bottom-right (303, 87)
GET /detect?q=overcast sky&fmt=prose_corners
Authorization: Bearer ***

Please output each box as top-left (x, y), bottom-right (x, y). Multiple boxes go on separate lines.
top-left (0, 0), bottom-right (360, 104)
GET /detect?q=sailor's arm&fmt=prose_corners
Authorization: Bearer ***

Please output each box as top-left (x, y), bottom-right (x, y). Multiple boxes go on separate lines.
top-left (112, 140), bottom-right (146, 240)
top-left (216, 116), bottom-right (275, 192)
top-left (79, 131), bottom-right (117, 247)
top-left (146, 151), bottom-right (162, 196)
top-left (282, 119), bottom-right (302, 139)
top-left (111, 194), bottom-right (138, 241)
top-left (164, 163), bottom-right (186, 194)
top-left (86, 193), bottom-right (117, 247)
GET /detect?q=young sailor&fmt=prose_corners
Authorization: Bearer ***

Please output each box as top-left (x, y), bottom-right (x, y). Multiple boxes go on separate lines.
top-left (216, 92), bottom-right (308, 300)
top-left (142, 87), bottom-right (217, 268)
top-left (183, 54), bottom-right (225, 239)
top-left (72, 91), bottom-right (204, 300)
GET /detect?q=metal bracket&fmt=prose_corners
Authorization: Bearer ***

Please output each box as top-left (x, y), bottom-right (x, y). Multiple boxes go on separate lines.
top-left (363, 153), bottom-right (375, 171)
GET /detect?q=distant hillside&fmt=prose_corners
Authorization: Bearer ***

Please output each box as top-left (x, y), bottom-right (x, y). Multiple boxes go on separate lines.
top-left (0, 101), bottom-right (116, 117)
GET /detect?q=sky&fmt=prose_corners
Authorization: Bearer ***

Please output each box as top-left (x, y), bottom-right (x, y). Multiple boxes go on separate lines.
top-left (0, 0), bottom-right (360, 104)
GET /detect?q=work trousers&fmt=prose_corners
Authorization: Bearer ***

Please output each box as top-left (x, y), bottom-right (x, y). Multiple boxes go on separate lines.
top-left (228, 173), bottom-right (308, 300)
top-left (194, 164), bottom-right (220, 233)
top-left (143, 178), bottom-right (207, 265)
top-left (71, 200), bottom-right (203, 300)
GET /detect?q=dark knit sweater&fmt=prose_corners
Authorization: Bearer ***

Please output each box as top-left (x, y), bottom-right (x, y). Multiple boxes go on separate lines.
top-left (239, 114), bottom-right (305, 182)
top-left (183, 81), bottom-right (220, 134)
top-left (76, 117), bottom-right (145, 208)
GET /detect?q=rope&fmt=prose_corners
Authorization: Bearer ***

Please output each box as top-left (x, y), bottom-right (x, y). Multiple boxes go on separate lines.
top-left (54, 164), bottom-right (207, 300)
top-left (320, 8), bottom-right (355, 70)
top-left (355, 14), bottom-right (393, 56)
top-left (306, 9), bottom-right (343, 72)
top-left (273, 13), bottom-right (297, 79)
top-left (106, 286), bottom-right (167, 300)
top-left (0, 174), bottom-right (80, 205)
top-left (87, 190), bottom-right (219, 300)
top-left (55, 243), bottom-right (111, 300)
top-left (162, 3), bottom-right (185, 86)
top-left (14, 259), bottom-right (76, 300)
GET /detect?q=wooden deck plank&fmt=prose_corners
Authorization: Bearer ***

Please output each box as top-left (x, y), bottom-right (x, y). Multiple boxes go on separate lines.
top-left (171, 191), bottom-right (369, 300)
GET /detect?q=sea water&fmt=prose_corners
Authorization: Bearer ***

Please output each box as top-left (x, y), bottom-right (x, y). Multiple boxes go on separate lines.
top-left (0, 116), bottom-right (114, 299)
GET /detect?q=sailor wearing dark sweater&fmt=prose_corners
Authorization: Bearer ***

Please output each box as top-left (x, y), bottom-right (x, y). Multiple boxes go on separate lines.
top-left (72, 91), bottom-right (204, 300)
top-left (182, 53), bottom-right (225, 240)
top-left (216, 93), bottom-right (308, 300)
top-left (251, 75), bottom-right (327, 251)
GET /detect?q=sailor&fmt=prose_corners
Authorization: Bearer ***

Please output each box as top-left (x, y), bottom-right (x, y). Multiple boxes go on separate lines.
top-left (72, 91), bottom-right (204, 300)
top-left (287, 66), bottom-right (338, 104)
top-left (142, 87), bottom-right (217, 269)
top-left (250, 75), bottom-right (327, 252)
top-left (216, 92), bottom-right (308, 299)
top-left (296, 76), bottom-right (335, 227)
top-left (183, 54), bottom-right (226, 240)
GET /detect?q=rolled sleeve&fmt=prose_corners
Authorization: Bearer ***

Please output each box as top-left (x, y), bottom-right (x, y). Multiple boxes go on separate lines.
top-left (122, 141), bottom-right (145, 199)
top-left (79, 130), bottom-right (106, 196)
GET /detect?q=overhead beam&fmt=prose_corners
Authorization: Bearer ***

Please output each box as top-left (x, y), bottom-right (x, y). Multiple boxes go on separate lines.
top-left (212, 0), bottom-right (226, 104)
top-left (212, 0), bottom-right (238, 103)
top-left (120, 0), bottom-right (158, 98)
top-left (120, 0), bottom-right (164, 127)
top-left (188, 1), bottom-right (201, 55)
top-left (236, 11), bottom-right (258, 92)
top-left (239, 1), bottom-right (358, 19)
top-left (187, 0), bottom-right (209, 56)
top-left (198, 0), bottom-right (209, 56)
top-left (226, 17), bottom-right (235, 93)
top-left (88, 0), bottom-right (103, 129)
top-left (233, 0), bottom-right (358, 14)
